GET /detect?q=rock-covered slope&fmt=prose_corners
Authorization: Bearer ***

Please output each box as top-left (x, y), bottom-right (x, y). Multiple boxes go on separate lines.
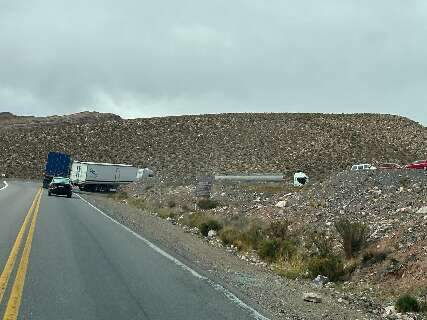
top-left (0, 112), bottom-right (425, 182)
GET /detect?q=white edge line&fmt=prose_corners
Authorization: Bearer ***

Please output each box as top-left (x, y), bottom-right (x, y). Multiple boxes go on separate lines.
top-left (0, 181), bottom-right (8, 191)
top-left (76, 193), bottom-right (270, 320)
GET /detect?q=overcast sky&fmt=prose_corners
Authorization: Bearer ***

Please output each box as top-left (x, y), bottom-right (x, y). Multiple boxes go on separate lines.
top-left (1, 1), bottom-right (426, 125)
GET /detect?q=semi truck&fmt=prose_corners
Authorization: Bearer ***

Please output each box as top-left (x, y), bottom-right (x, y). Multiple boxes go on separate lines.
top-left (43, 152), bottom-right (72, 188)
top-left (70, 161), bottom-right (139, 192)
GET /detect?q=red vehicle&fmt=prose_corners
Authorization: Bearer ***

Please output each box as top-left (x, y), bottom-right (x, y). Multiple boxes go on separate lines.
top-left (405, 160), bottom-right (427, 170)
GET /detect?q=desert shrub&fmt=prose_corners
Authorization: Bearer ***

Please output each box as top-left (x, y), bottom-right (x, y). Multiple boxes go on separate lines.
top-left (219, 222), bottom-right (265, 251)
top-left (335, 219), bottom-right (368, 259)
top-left (275, 255), bottom-right (308, 279)
top-left (309, 230), bottom-right (334, 257)
top-left (167, 199), bottom-right (176, 208)
top-left (197, 199), bottom-right (218, 210)
top-left (181, 213), bottom-right (222, 236)
top-left (362, 249), bottom-right (387, 267)
top-left (343, 258), bottom-right (360, 275)
top-left (129, 198), bottom-right (146, 209)
top-left (307, 255), bottom-right (344, 281)
top-left (395, 295), bottom-right (420, 313)
top-left (219, 227), bottom-right (242, 246)
top-left (257, 239), bottom-right (281, 262)
top-left (278, 240), bottom-right (298, 260)
top-left (157, 208), bottom-right (176, 219)
top-left (267, 221), bottom-right (289, 240)
top-left (181, 212), bottom-right (207, 228)
top-left (114, 191), bottom-right (128, 200)
top-left (239, 224), bottom-right (265, 250)
top-left (199, 219), bottom-right (223, 237)
top-left (257, 239), bottom-right (298, 263)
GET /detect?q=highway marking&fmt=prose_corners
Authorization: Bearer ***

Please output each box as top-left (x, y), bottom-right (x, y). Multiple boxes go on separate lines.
top-left (76, 194), bottom-right (270, 320)
top-left (3, 188), bottom-right (42, 320)
top-left (0, 188), bottom-right (41, 305)
top-left (0, 181), bottom-right (8, 191)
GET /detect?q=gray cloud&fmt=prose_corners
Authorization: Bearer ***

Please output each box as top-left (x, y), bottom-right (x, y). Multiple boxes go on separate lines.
top-left (1, 0), bottom-right (426, 125)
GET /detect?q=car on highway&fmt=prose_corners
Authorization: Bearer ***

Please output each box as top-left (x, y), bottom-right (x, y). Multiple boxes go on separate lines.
top-left (405, 160), bottom-right (427, 170)
top-left (48, 177), bottom-right (73, 198)
top-left (378, 163), bottom-right (402, 169)
top-left (350, 163), bottom-right (377, 171)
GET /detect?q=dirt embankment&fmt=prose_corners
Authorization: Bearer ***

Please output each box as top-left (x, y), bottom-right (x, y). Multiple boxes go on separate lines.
top-left (0, 112), bottom-right (426, 184)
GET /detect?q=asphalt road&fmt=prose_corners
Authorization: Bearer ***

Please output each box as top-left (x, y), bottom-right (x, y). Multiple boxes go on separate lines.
top-left (0, 181), bottom-right (268, 320)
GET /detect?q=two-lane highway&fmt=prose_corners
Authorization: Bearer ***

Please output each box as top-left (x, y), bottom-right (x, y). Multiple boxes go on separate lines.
top-left (0, 181), bottom-right (268, 320)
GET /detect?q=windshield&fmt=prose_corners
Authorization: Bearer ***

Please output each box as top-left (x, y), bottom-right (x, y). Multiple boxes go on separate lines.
top-left (52, 178), bottom-right (70, 184)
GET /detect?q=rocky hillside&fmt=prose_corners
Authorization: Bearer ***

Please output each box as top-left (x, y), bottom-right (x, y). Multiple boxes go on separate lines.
top-left (0, 112), bottom-right (425, 182)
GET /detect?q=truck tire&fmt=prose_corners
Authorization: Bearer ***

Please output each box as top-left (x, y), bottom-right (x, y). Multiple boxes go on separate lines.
top-left (67, 193), bottom-right (72, 198)
top-left (48, 191), bottom-right (51, 196)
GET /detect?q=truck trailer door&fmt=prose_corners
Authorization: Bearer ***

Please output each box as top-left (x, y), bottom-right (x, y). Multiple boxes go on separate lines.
top-left (114, 167), bottom-right (120, 182)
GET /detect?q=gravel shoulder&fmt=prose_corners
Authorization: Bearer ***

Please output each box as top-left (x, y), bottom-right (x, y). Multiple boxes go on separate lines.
top-left (81, 192), bottom-right (379, 320)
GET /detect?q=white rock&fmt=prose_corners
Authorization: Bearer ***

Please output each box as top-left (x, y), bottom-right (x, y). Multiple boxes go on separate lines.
top-left (417, 206), bottom-right (427, 214)
top-left (383, 305), bottom-right (396, 316)
top-left (303, 292), bottom-right (322, 303)
top-left (275, 200), bottom-right (287, 208)
top-left (313, 275), bottom-right (329, 286)
top-left (207, 230), bottom-right (217, 237)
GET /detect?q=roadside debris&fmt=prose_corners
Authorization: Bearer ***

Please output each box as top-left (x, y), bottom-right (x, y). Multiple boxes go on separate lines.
top-left (313, 275), bottom-right (329, 287)
top-left (303, 292), bottom-right (322, 303)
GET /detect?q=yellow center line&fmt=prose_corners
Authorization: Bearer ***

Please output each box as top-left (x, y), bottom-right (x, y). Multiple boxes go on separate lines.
top-left (0, 188), bottom-right (42, 305)
top-left (3, 188), bottom-right (43, 320)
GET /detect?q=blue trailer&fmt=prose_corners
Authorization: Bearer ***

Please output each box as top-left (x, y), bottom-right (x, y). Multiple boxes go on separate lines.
top-left (42, 152), bottom-right (72, 188)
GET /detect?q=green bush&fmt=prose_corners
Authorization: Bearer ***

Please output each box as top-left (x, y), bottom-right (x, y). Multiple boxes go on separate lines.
top-left (361, 250), bottom-right (387, 267)
top-left (395, 295), bottom-right (420, 313)
top-left (343, 259), bottom-right (359, 277)
top-left (218, 222), bottom-right (265, 251)
top-left (199, 219), bottom-right (223, 237)
top-left (181, 212), bottom-right (209, 228)
top-left (239, 224), bottom-right (265, 250)
top-left (335, 219), bottom-right (368, 259)
top-left (257, 239), bottom-right (281, 262)
top-left (267, 221), bottom-right (289, 240)
top-left (309, 231), bottom-right (333, 257)
top-left (219, 227), bottom-right (242, 246)
top-left (278, 240), bottom-right (298, 260)
top-left (307, 255), bottom-right (344, 281)
top-left (275, 255), bottom-right (308, 279)
top-left (157, 208), bottom-right (176, 219)
top-left (197, 199), bottom-right (218, 210)
top-left (257, 239), bottom-right (298, 263)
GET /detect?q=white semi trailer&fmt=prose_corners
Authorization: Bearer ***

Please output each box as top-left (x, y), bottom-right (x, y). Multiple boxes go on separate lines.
top-left (70, 161), bottom-right (139, 192)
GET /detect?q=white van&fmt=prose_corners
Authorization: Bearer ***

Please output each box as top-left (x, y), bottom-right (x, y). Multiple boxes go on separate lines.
top-left (351, 163), bottom-right (377, 171)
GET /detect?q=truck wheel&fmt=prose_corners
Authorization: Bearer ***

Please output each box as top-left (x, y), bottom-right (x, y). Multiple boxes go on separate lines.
top-left (48, 192), bottom-right (51, 196)
top-left (67, 193), bottom-right (72, 198)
